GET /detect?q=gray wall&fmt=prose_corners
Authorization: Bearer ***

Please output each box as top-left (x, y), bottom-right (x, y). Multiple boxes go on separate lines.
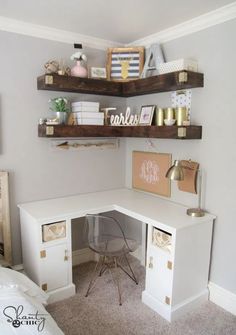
top-left (0, 31), bottom-right (126, 264)
top-left (125, 19), bottom-right (236, 294)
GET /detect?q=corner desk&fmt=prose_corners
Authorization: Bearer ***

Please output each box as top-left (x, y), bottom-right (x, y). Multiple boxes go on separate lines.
top-left (18, 188), bottom-right (215, 322)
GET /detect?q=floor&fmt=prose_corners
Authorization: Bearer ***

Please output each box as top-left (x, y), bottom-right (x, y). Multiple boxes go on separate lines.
top-left (47, 257), bottom-right (236, 335)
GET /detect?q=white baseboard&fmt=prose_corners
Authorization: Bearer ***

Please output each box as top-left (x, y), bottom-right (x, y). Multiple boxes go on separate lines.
top-left (48, 283), bottom-right (76, 304)
top-left (142, 289), bottom-right (209, 322)
top-left (73, 246), bottom-right (143, 267)
top-left (72, 248), bottom-right (95, 266)
top-left (208, 281), bottom-right (236, 316)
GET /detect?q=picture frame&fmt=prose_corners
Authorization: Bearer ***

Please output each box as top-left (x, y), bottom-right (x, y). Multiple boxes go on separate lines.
top-left (132, 151), bottom-right (171, 197)
top-left (139, 105), bottom-right (156, 125)
top-left (0, 171), bottom-right (12, 266)
top-left (107, 47), bottom-right (144, 81)
top-left (90, 67), bottom-right (107, 79)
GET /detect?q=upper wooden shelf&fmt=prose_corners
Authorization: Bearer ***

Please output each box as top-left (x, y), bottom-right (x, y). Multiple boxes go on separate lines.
top-left (37, 71), bottom-right (204, 97)
top-left (38, 124), bottom-right (202, 140)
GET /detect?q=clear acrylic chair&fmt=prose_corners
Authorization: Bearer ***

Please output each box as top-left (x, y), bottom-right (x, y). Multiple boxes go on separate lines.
top-left (84, 214), bottom-right (138, 305)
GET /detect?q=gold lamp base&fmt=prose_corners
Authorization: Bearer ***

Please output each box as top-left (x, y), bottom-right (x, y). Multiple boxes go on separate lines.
top-left (187, 207), bottom-right (205, 217)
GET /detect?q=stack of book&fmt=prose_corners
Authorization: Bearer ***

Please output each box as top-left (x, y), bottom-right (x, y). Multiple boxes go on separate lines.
top-left (71, 101), bottom-right (104, 125)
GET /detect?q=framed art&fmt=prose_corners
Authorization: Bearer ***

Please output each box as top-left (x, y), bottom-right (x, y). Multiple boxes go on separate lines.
top-left (90, 67), bottom-right (107, 79)
top-left (139, 105), bottom-right (155, 125)
top-left (107, 47), bottom-right (144, 81)
top-left (0, 171), bottom-right (12, 265)
top-left (132, 151), bottom-right (171, 197)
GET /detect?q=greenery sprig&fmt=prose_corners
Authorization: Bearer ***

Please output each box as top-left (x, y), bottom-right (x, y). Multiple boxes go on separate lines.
top-left (49, 97), bottom-right (69, 113)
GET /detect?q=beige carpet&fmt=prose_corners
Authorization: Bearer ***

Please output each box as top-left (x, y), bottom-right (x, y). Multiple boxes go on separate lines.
top-left (47, 257), bottom-right (236, 335)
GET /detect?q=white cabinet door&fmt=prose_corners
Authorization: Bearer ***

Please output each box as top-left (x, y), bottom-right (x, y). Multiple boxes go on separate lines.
top-left (40, 243), bottom-right (69, 292)
top-left (146, 245), bottom-right (173, 305)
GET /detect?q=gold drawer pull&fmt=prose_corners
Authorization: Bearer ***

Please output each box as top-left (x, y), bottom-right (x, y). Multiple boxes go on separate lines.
top-left (165, 296), bottom-right (170, 305)
top-left (42, 283), bottom-right (47, 291)
top-left (64, 249), bottom-right (69, 261)
top-left (40, 250), bottom-right (46, 258)
top-left (167, 261), bottom-right (172, 270)
top-left (148, 256), bottom-right (153, 269)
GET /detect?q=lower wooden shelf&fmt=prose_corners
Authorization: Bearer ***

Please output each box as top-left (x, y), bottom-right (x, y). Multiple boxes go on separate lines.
top-left (38, 125), bottom-right (202, 139)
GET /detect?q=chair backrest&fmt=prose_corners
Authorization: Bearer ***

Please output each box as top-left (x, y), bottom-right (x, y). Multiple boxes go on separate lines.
top-left (84, 214), bottom-right (132, 256)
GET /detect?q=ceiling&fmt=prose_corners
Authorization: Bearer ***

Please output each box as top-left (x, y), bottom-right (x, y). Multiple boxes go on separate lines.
top-left (0, 0), bottom-right (234, 43)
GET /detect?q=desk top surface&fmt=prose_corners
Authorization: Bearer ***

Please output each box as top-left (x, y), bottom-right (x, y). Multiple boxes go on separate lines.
top-left (18, 188), bottom-right (215, 231)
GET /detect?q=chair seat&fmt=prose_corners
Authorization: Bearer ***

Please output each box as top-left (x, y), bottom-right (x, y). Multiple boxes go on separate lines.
top-left (89, 237), bottom-right (138, 257)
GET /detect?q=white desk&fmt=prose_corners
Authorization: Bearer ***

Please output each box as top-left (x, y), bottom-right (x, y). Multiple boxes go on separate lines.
top-left (18, 188), bottom-right (215, 322)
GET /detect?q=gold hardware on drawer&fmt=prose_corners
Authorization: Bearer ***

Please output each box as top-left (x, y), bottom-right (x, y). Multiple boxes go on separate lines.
top-left (165, 296), bottom-right (170, 305)
top-left (178, 71), bottom-right (188, 83)
top-left (42, 283), bottom-right (47, 291)
top-left (167, 261), bottom-right (172, 270)
top-left (148, 256), bottom-right (153, 269)
top-left (178, 127), bottom-right (186, 138)
top-left (64, 249), bottom-right (69, 261)
top-left (45, 75), bottom-right (53, 85)
top-left (46, 126), bottom-right (54, 136)
top-left (40, 250), bottom-right (46, 258)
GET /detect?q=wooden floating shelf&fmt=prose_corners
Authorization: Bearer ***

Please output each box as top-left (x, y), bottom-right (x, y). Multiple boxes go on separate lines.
top-left (37, 71), bottom-right (204, 97)
top-left (37, 74), bottom-right (122, 97)
top-left (38, 125), bottom-right (202, 140)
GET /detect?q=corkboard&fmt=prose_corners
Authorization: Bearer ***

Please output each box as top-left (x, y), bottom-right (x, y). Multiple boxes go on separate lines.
top-left (132, 151), bottom-right (171, 197)
top-left (178, 160), bottom-right (199, 194)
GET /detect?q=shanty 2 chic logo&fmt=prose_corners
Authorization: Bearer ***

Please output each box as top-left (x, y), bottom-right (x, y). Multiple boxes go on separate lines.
top-left (3, 305), bottom-right (47, 332)
top-left (139, 160), bottom-right (160, 184)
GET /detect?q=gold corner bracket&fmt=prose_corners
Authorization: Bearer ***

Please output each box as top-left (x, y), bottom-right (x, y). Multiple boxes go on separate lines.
top-left (178, 71), bottom-right (188, 83)
top-left (45, 75), bottom-right (53, 85)
top-left (46, 126), bottom-right (54, 136)
top-left (177, 127), bottom-right (187, 138)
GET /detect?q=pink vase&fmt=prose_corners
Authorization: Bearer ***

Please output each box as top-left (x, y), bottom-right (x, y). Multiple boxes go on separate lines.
top-left (71, 60), bottom-right (88, 78)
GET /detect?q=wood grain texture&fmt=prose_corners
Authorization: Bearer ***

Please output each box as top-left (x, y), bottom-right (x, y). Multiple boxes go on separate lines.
top-left (37, 74), bottom-right (123, 97)
top-left (122, 71), bottom-right (204, 97)
top-left (37, 71), bottom-right (203, 97)
top-left (38, 125), bottom-right (202, 139)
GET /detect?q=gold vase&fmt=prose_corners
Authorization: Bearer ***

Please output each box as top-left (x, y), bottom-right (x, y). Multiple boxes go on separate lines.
top-left (175, 107), bottom-right (187, 126)
top-left (155, 108), bottom-right (164, 126)
top-left (165, 108), bottom-right (175, 120)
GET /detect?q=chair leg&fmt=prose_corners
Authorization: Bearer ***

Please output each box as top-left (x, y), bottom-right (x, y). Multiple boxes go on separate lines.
top-left (99, 256), bottom-right (106, 276)
top-left (118, 253), bottom-right (138, 285)
top-left (108, 257), bottom-right (122, 306)
top-left (85, 255), bottom-right (103, 297)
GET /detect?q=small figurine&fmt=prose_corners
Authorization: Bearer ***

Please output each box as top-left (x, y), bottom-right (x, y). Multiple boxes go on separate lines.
top-left (44, 60), bottom-right (59, 74)
top-left (70, 51), bottom-right (88, 77)
top-left (44, 59), bottom-right (71, 76)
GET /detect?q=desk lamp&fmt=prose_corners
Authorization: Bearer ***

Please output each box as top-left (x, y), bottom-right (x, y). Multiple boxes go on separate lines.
top-left (165, 160), bottom-right (205, 217)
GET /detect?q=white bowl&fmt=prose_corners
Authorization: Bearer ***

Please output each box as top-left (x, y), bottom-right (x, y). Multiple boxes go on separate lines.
top-left (164, 119), bottom-right (176, 126)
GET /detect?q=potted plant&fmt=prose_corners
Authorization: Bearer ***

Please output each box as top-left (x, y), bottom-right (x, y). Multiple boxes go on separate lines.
top-left (70, 51), bottom-right (88, 78)
top-left (49, 97), bottom-right (69, 124)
